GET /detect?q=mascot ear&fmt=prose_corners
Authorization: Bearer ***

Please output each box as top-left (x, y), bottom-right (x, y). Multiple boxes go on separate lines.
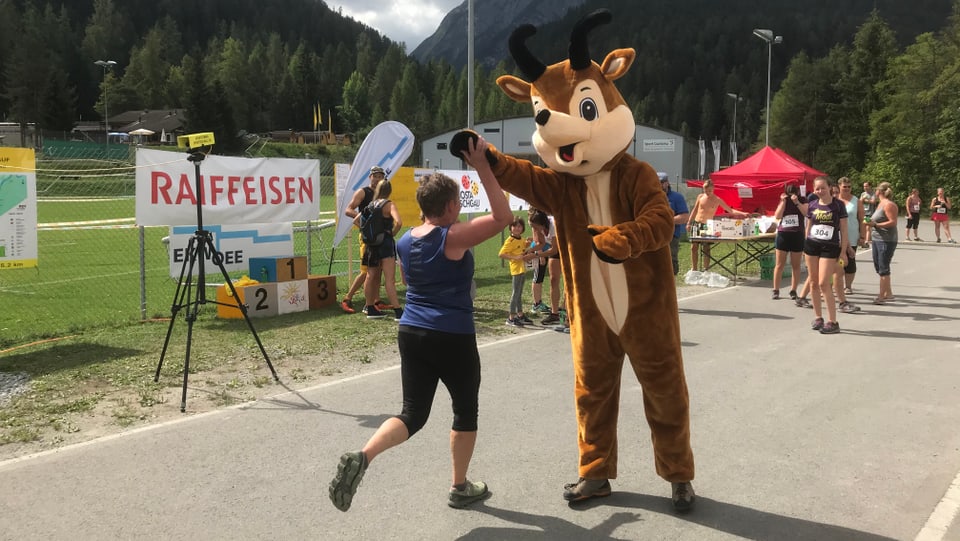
top-left (496, 75), bottom-right (533, 103)
top-left (600, 48), bottom-right (635, 82)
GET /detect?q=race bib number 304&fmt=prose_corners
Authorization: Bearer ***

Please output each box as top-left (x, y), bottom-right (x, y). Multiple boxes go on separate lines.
top-left (810, 224), bottom-right (835, 240)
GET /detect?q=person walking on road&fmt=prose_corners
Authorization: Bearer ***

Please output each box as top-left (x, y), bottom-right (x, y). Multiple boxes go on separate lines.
top-left (329, 135), bottom-right (512, 512)
top-left (930, 187), bottom-right (955, 243)
top-left (868, 182), bottom-right (900, 304)
top-left (804, 177), bottom-right (848, 334)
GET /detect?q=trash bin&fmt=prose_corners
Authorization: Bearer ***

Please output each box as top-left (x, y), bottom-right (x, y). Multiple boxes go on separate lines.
top-left (760, 253), bottom-right (775, 280)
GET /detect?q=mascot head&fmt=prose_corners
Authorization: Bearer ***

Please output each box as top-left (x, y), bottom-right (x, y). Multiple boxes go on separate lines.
top-left (497, 9), bottom-right (636, 177)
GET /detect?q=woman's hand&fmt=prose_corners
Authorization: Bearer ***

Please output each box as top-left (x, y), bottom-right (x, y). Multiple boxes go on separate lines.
top-left (461, 135), bottom-right (490, 173)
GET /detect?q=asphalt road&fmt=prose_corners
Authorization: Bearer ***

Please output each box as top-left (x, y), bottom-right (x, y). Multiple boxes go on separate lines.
top-left (1, 238), bottom-right (958, 540)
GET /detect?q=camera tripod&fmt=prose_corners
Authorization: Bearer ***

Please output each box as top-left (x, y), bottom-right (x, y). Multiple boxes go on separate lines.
top-left (155, 149), bottom-right (278, 411)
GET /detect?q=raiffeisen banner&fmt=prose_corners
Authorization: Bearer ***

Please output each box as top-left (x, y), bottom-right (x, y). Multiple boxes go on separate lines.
top-left (135, 148), bottom-right (320, 226)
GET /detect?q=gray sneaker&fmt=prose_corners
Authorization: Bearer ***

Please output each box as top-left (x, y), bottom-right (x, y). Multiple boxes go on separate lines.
top-left (448, 479), bottom-right (490, 508)
top-left (329, 451), bottom-right (368, 512)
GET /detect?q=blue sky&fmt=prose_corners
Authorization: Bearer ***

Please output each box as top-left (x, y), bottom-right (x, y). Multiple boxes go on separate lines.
top-left (324, 0), bottom-right (463, 51)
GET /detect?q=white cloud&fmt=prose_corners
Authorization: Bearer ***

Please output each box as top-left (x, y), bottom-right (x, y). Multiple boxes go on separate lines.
top-left (327, 0), bottom-right (462, 51)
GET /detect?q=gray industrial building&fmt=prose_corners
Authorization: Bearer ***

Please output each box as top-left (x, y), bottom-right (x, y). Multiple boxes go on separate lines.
top-left (421, 117), bottom-right (701, 188)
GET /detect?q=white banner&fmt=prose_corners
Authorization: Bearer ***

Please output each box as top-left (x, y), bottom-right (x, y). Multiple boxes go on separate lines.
top-left (135, 148), bottom-right (320, 226)
top-left (729, 141), bottom-right (738, 165)
top-left (712, 139), bottom-right (721, 172)
top-left (642, 138), bottom-right (676, 152)
top-left (698, 139), bottom-right (706, 178)
top-left (167, 222), bottom-right (293, 277)
top-left (333, 121), bottom-right (414, 247)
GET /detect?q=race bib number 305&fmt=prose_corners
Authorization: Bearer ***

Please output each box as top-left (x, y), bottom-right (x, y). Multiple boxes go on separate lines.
top-left (781, 215), bottom-right (799, 228)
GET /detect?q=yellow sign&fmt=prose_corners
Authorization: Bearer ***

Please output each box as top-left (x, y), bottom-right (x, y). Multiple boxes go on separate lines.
top-left (0, 147), bottom-right (38, 269)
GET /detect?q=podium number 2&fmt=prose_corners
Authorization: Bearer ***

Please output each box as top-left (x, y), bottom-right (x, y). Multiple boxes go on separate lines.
top-left (255, 287), bottom-right (270, 310)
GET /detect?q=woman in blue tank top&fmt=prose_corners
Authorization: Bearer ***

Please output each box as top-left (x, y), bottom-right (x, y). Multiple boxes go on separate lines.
top-left (329, 135), bottom-right (513, 512)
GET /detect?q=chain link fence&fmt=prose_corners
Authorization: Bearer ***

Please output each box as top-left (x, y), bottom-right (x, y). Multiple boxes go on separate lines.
top-left (0, 140), bottom-right (359, 348)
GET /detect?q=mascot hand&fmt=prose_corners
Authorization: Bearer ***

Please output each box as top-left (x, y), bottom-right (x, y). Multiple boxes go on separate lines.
top-left (588, 225), bottom-right (628, 264)
top-left (450, 130), bottom-right (498, 167)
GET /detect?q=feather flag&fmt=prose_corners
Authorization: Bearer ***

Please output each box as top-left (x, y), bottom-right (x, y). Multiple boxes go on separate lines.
top-left (328, 109), bottom-right (333, 136)
top-left (313, 103), bottom-right (319, 131)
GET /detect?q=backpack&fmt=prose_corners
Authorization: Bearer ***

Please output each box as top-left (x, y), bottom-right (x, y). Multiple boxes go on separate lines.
top-left (359, 200), bottom-right (389, 247)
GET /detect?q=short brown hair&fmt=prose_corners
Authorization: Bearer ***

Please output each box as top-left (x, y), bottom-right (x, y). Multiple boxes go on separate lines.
top-left (417, 173), bottom-right (459, 219)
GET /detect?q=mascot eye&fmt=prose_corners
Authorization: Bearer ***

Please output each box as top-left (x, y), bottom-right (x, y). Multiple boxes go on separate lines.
top-left (579, 98), bottom-right (598, 121)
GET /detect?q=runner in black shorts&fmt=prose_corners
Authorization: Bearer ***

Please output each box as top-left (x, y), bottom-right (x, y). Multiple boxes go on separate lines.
top-left (803, 177), bottom-right (847, 335)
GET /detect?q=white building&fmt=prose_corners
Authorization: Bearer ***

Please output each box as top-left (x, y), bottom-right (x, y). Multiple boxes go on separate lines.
top-left (421, 117), bottom-right (700, 187)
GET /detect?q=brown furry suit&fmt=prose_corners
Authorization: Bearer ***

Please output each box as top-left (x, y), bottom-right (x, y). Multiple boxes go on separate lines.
top-left (456, 9), bottom-right (696, 485)
top-left (488, 150), bottom-right (694, 483)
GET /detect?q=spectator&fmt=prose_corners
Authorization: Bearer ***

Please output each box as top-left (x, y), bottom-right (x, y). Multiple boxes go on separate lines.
top-left (905, 188), bottom-right (923, 241)
top-left (354, 180), bottom-right (403, 319)
top-left (869, 182), bottom-right (899, 304)
top-left (498, 217), bottom-right (534, 326)
top-left (687, 179), bottom-right (748, 271)
top-left (340, 166), bottom-right (387, 314)
top-left (528, 209), bottom-right (563, 325)
top-left (329, 135), bottom-right (512, 512)
top-left (859, 181), bottom-right (877, 247)
top-left (838, 177), bottom-right (865, 300)
top-left (772, 182), bottom-right (807, 300)
top-left (659, 172), bottom-right (689, 276)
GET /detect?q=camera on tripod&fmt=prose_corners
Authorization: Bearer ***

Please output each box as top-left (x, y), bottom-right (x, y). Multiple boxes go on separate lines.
top-left (177, 131), bottom-right (216, 151)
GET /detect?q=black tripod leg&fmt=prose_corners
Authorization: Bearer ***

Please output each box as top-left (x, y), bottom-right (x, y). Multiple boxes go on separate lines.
top-left (155, 236), bottom-right (197, 382)
top-left (207, 236), bottom-right (279, 381)
top-left (180, 297), bottom-right (198, 412)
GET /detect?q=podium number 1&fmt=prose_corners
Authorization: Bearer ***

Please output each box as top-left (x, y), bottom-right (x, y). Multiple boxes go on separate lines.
top-left (286, 258), bottom-right (297, 279)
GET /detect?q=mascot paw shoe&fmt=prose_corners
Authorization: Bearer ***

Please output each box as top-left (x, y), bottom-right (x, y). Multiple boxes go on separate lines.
top-left (562, 478), bottom-right (612, 502)
top-left (671, 481), bottom-right (696, 512)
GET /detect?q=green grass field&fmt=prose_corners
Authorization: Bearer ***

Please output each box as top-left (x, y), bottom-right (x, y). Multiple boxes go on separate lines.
top-left (2, 168), bottom-right (759, 350)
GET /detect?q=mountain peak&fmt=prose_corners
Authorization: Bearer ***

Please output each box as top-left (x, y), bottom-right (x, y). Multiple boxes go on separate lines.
top-left (411, 0), bottom-right (588, 69)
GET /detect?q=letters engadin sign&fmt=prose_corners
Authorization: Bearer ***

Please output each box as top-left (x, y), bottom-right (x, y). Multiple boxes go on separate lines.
top-left (135, 148), bottom-right (319, 226)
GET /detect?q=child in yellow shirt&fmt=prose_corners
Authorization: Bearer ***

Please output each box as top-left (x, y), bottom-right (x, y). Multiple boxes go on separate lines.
top-left (498, 217), bottom-right (534, 326)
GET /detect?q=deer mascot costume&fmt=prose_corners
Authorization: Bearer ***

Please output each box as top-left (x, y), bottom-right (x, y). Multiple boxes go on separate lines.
top-left (451, 10), bottom-right (695, 510)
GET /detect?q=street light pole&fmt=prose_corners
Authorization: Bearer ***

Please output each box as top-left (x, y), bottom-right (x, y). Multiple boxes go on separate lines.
top-left (752, 29), bottom-right (782, 147)
top-left (726, 92), bottom-right (743, 165)
top-left (95, 60), bottom-right (117, 155)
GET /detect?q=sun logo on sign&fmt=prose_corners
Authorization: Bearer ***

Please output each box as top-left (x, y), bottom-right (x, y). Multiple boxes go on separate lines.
top-left (461, 175), bottom-right (470, 189)
top-left (471, 181), bottom-right (479, 197)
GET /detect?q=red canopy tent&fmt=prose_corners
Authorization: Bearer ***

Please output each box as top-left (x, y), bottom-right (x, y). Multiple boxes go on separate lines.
top-left (686, 146), bottom-right (826, 215)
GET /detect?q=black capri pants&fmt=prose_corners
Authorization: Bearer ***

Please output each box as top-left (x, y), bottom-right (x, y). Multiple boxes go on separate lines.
top-left (907, 214), bottom-right (920, 230)
top-left (396, 325), bottom-right (481, 436)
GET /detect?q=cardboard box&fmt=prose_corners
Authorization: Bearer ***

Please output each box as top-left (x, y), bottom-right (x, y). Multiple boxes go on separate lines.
top-left (719, 220), bottom-right (738, 238)
top-left (307, 275), bottom-right (337, 310)
top-left (248, 256), bottom-right (307, 283)
top-left (216, 282), bottom-right (279, 319)
top-left (276, 279), bottom-right (309, 314)
top-left (244, 282), bottom-right (280, 318)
